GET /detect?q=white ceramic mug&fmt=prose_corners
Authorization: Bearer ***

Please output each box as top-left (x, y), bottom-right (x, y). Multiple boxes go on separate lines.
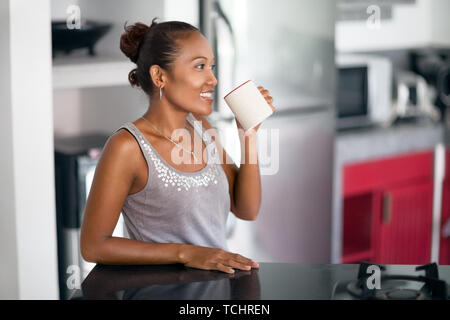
top-left (224, 80), bottom-right (274, 131)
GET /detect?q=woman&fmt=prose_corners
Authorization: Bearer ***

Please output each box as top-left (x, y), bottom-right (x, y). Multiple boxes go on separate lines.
top-left (80, 18), bottom-right (275, 274)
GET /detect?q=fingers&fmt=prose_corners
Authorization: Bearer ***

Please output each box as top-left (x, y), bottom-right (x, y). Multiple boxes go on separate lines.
top-left (223, 253), bottom-right (259, 271)
top-left (257, 86), bottom-right (276, 111)
top-left (257, 86), bottom-right (270, 97)
top-left (211, 252), bottom-right (259, 274)
top-left (232, 253), bottom-right (259, 268)
top-left (184, 247), bottom-right (259, 274)
top-left (222, 258), bottom-right (252, 271)
top-left (212, 262), bottom-right (235, 274)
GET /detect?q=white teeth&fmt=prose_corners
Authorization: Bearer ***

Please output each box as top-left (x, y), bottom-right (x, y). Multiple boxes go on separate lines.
top-left (200, 92), bottom-right (213, 98)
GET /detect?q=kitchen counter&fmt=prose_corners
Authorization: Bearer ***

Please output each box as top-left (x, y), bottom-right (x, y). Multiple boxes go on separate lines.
top-left (78, 262), bottom-right (450, 300)
top-left (332, 121), bottom-right (445, 263)
top-left (335, 121), bottom-right (444, 162)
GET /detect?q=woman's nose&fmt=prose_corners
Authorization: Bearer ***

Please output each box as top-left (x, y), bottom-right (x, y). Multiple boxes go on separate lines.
top-left (208, 70), bottom-right (218, 86)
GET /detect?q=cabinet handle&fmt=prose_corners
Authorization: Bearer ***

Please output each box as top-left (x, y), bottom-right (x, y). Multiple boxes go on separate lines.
top-left (383, 193), bottom-right (392, 223)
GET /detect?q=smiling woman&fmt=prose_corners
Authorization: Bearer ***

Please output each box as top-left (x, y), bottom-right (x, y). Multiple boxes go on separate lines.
top-left (80, 17), bottom-right (273, 275)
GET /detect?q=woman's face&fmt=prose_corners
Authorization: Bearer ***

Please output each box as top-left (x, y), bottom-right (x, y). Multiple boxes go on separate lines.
top-left (162, 31), bottom-right (217, 115)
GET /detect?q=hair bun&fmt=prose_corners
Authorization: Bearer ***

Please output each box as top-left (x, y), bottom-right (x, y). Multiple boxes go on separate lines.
top-left (121, 18), bottom-right (197, 96)
top-left (120, 21), bottom-right (152, 63)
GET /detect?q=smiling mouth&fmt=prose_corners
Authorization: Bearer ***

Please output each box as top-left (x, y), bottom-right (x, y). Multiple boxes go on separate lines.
top-left (200, 92), bottom-right (213, 99)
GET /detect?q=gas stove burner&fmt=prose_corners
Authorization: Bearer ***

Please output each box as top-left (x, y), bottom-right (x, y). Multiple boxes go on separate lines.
top-left (385, 289), bottom-right (420, 300)
top-left (346, 262), bottom-right (449, 300)
top-left (347, 276), bottom-right (431, 300)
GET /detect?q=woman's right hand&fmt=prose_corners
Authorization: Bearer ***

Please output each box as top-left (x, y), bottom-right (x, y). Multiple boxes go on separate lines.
top-left (179, 244), bottom-right (259, 274)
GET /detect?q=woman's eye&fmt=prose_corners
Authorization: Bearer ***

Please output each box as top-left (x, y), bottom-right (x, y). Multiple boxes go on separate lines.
top-left (195, 64), bottom-right (216, 70)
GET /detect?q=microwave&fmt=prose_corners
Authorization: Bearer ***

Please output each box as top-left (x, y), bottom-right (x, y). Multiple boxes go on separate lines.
top-left (336, 54), bottom-right (393, 129)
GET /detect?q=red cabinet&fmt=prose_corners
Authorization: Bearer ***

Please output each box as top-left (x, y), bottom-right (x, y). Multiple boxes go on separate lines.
top-left (378, 182), bottom-right (433, 265)
top-left (342, 150), bottom-right (434, 265)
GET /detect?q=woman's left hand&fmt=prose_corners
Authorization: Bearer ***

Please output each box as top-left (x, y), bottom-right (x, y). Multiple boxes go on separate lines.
top-left (236, 86), bottom-right (276, 134)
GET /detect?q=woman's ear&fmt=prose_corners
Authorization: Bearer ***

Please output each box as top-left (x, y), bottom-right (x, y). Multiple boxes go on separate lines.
top-left (149, 65), bottom-right (166, 88)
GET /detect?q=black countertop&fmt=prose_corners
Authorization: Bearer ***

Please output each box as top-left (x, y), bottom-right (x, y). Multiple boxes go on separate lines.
top-left (78, 263), bottom-right (450, 300)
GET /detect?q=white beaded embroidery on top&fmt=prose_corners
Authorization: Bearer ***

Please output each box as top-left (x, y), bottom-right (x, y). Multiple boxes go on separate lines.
top-left (136, 130), bottom-right (221, 192)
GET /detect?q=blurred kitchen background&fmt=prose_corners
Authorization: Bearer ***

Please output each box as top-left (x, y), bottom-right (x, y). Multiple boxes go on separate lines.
top-left (1, 0), bottom-right (450, 299)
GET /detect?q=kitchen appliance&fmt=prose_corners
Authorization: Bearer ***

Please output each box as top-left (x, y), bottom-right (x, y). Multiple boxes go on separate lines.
top-left (410, 48), bottom-right (450, 120)
top-left (200, 0), bottom-right (336, 263)
top-left (391, 70), bottom-right (440, 122)
top-left (336, 54), bottom-right (393, 129)
top-left (332, 261), bottom-right (449, 300)
top-left (54, 133), bottom-right (126, 300)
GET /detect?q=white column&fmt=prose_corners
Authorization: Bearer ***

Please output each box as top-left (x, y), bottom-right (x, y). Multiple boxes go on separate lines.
top-left (431, 143), bottom-right (445, 263)
top-left (0, 0), bottom-right (58, 299)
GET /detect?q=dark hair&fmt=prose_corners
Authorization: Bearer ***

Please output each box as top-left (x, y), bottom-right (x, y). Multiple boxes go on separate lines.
top-left (120, 17), bottom-right (199, 96)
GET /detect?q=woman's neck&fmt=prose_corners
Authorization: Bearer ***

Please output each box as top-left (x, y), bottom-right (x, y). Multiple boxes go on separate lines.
top-left (142, 102), bottom-right (191, 138)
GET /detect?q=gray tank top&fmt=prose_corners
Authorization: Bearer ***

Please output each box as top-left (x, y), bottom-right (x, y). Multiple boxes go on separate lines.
top-left (115, 112), bottom-right (230, 251)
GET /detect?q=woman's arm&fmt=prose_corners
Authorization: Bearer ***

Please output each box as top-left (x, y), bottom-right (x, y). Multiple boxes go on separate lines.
top-left (232, 131), bottom-right (262, 220)
top-left (194, 86), bottom-right (275, 221)
top-left (231, 86), bottom-right (275, 220)
top-left (80, 130), bottom-right (183, 265)
top-left (80, 128), bottom-right (258, 273)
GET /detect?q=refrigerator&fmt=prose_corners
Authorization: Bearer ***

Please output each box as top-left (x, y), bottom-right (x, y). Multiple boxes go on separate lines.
top-left (199, 0), bottom-right (336, 263)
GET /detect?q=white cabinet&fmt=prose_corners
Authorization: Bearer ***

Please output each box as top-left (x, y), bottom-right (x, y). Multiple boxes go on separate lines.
top-left (336, 0), bottom-right (450, 52)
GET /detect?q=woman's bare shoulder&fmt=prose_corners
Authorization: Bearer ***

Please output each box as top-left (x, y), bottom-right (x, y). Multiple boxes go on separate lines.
top-left (104, 128), bottom-right (141, 156)
top-left (97, 128), bottom-right (143, 179)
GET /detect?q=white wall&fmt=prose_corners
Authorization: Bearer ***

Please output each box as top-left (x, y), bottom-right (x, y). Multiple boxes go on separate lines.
top-left (51, 0), bottom-right (79, 20)
top-left (77, 0), bottom-right (165, 58)
top-left (164, 0), bottom-right (198, 27)
top-left (430, 0), bottom-right (450, 46)
top-left (336, 0), bottom-right (450, 52)
top-left (0, 0), bottom-right (58, 299)
top-left (53, 87), bottom-right (148, 137)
